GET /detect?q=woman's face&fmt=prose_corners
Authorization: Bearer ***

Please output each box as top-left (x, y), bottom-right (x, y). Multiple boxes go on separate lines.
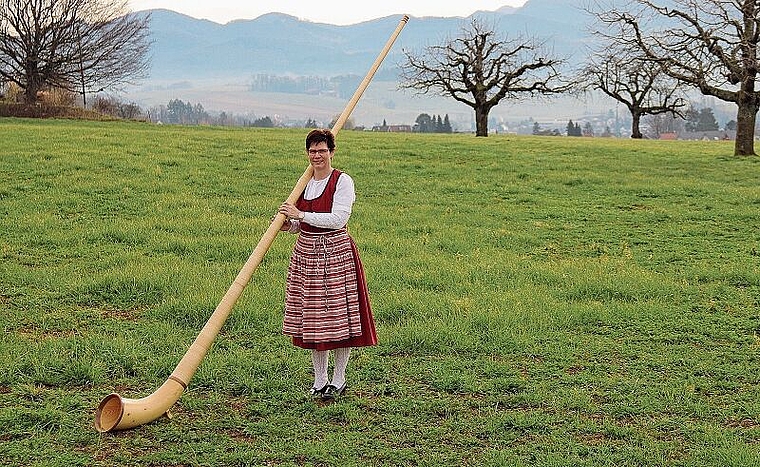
top-left (307, 142), bottom-right (333, 170)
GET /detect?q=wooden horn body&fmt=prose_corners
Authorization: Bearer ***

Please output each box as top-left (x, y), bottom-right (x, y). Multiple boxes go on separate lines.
top-left (95, 14), bottom-right (409, 433)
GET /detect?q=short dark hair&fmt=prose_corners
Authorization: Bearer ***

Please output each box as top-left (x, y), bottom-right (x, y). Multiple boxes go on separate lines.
top-left (306, 129), bottom-right (335, 151)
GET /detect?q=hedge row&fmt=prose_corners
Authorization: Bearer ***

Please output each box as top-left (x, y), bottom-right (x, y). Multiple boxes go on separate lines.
top-left (0, 103), bottom-right (112, 120)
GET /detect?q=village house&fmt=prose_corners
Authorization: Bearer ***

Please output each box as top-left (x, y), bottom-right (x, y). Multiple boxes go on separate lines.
top-left (372, 123), bottom-right (412, 132)
top-left (659, 130), bottom-right (736, 141)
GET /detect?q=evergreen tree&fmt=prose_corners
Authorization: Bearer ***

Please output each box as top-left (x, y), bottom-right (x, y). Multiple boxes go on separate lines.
top-left (683, 107), bottom-right (718, 132)
top-left (251, 116), bottom-right (274, 127)
top-left (684, 107), bottom-right (699, 132)
top-left (696, 108), bottom-right (719, 131)
top-left (443, 114), bottom-right (452, 133)
top-left (567, 120), bottom-right (582, 136)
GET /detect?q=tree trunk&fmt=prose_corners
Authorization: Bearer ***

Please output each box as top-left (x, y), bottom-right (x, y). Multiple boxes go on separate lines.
top-left (630, 112), bottom-right (643, 139)
top-left (23, 78), bottom-right (41, 105)
top-left (474, 105), bottom-right (489, 137)
top-left (734, 98), bottom-right (758, 156)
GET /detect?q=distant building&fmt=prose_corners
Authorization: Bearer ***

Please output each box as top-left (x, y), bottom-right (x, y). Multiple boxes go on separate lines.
top-left (388, 124), bottom-right (411, 132)
top-left (659, 130), bottom-right (735, 141)
top-left (678, 130), bottom-right (735, 141)
top-left (372, 124), bottom-right (411, 132)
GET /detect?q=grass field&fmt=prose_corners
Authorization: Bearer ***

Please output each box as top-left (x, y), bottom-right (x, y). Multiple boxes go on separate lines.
top-left (1, 118), bottom-right (759, 466)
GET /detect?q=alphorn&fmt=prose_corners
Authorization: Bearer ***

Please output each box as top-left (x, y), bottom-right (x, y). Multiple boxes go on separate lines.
top-left (95, 15), bottom-right (409, 432)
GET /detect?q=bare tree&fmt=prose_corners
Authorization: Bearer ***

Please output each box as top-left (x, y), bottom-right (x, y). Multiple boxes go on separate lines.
top-left (0, 0), bottom-right (150, 105)
top-left (581, 45), bottom-right (687, 138)
top-left (644, 112), bottom-right (684, 138)
top-left (399, 18), bottom-right (570, 137)
top-left (595, 0), bottom-right (760, 155)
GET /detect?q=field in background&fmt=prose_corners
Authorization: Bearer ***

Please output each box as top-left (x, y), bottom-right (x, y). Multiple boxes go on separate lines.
top-left (1, 118), bottom-right (759, 466)
top-left (124, 78), bottom-right (619, 130)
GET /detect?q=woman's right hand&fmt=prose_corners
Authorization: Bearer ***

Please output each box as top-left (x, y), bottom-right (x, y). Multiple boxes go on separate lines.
top-left (279, 202), bottom-right (303, 220)
top-left (272, 214), bottom-right (291, 231)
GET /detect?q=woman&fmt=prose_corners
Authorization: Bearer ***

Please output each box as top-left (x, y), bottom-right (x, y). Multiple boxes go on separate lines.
top-left (278, 128), bottom-right (377, 400)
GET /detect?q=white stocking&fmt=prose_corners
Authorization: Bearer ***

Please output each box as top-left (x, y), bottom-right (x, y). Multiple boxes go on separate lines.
top-left (311, 349), bottom-right (329, 389)
top-left (331, 347), bottom-right (351, 388)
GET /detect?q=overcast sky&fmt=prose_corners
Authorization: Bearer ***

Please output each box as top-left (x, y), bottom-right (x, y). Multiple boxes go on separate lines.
top-left (128, 1), bottom-right (528, 26)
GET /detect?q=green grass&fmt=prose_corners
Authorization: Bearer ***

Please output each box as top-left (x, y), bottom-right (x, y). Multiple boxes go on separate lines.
top-left (1, 117), bottom-right (759, 466)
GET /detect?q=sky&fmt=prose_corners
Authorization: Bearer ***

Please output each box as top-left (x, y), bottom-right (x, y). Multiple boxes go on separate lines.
top-left (128, 1), bottom-right (528, 26)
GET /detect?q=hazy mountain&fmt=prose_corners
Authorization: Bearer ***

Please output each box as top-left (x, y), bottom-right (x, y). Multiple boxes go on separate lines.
top-left (495, 5), bottom-right (519, 14)
top-left (125, 0), bottom-right (605, 129)
top-left (142, 0), bottom-right (589, 81)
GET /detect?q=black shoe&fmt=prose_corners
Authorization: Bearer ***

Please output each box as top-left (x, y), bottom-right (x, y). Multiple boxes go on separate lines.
top-left (309, 384), bottom-right (328, 399)
top-left (321, 382), bottom-right (347, 400)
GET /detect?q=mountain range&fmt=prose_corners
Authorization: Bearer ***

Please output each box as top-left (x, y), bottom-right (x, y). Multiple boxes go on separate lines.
top-left (124, 0), bottom-right (602, 129)
top-left (142, 0), bottom-right (589, 81)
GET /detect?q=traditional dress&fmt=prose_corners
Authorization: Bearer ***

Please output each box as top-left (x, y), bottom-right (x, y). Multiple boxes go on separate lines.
top-left (283, 169), bottom-right (377, 351)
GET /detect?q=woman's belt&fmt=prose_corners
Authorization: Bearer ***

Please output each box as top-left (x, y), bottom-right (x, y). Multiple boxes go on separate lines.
top-left (299, 227), bottom-right (347, 237)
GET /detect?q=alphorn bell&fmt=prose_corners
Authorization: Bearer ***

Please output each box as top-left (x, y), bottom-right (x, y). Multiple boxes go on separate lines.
top-left (95, 15), bottom-right (410, 432)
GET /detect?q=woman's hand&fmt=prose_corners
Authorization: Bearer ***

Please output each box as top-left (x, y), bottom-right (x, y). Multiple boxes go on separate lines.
top-left (271, 213), bottom-right (292, 231)
top-left (279, 202), bottom-right (304, 220)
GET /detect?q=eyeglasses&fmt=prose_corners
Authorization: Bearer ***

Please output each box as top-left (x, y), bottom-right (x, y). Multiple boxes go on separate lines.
top-left (307, 148), bottom-right (330, 156)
